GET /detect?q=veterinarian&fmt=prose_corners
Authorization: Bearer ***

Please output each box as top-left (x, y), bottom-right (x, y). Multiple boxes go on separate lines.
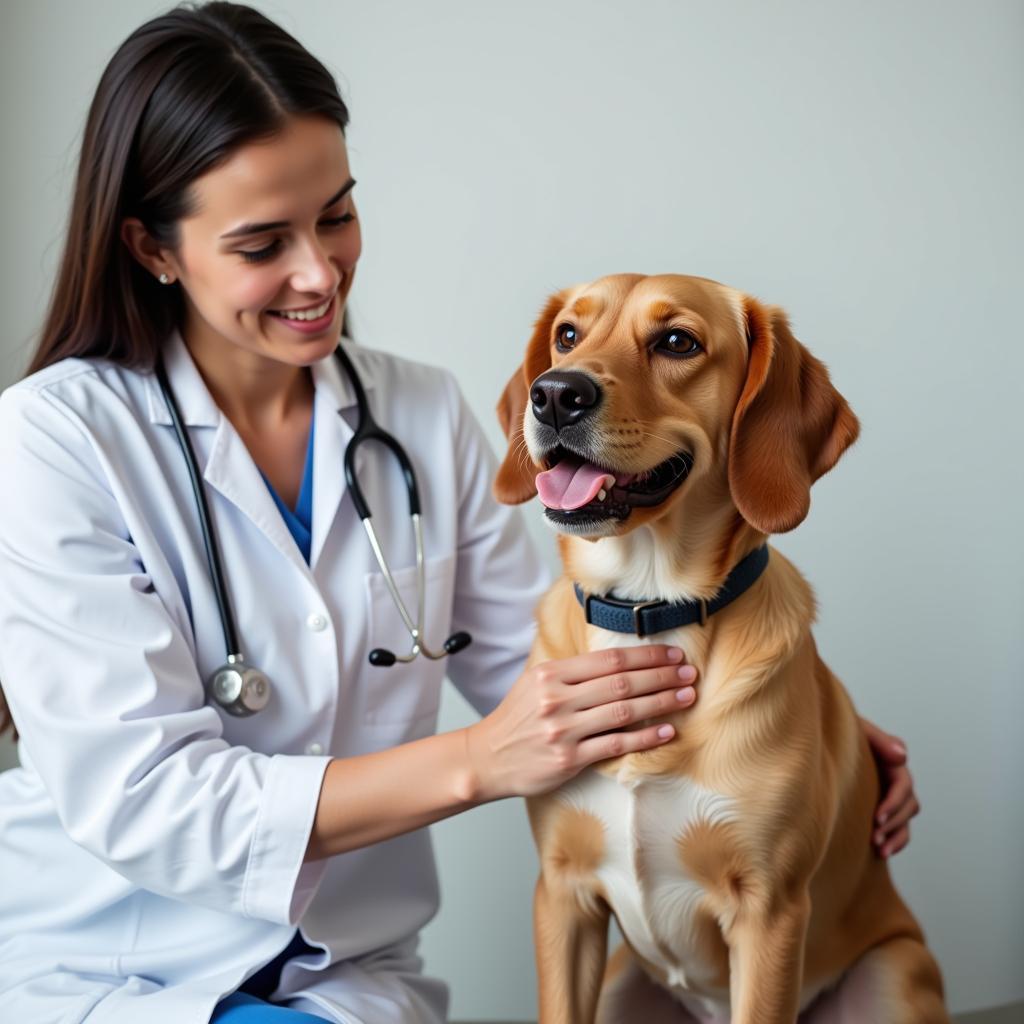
top-left (0, 4), bottom-right (920, 1023)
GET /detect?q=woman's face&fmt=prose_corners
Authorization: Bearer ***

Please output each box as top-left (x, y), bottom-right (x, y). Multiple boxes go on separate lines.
top-left (157, 114), bottom-right (361, 368)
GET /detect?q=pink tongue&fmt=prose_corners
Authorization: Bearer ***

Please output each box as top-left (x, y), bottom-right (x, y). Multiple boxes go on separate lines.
top-left (536, 457), bottom-right (616, 510)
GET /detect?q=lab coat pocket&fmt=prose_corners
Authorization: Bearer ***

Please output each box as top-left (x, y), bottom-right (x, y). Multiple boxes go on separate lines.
top-left (362, 553), bottom-right (456, 726)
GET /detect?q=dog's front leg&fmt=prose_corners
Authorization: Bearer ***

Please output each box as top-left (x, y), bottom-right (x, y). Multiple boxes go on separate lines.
top-left (727, 892), bottom-right (810, 1024)
top-left (534, 870), bottom-right (610, 1024)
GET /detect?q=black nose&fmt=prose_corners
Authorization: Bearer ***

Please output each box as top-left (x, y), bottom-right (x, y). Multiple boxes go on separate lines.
top-left (530, 371), bottom-right (602, 432)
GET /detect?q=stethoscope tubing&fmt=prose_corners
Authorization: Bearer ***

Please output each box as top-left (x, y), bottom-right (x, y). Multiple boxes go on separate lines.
top-left (334, 343), bottom-right (421, 519)
top-left (334, 344), bottom-right (442, 661)
top-left (154, 354), bottom-right (242, 662)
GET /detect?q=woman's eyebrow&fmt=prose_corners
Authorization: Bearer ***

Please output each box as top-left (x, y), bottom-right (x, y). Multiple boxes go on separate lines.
top-left (219, 177), bottom-right (356, 239)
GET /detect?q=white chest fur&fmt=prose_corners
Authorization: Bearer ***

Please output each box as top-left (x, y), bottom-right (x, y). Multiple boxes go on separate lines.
top-left (557, 765), bottom-right (737, 1017)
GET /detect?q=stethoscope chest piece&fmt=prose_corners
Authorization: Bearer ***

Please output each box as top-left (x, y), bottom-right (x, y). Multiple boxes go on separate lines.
top-left (209, 656), bottom-right (271, 717)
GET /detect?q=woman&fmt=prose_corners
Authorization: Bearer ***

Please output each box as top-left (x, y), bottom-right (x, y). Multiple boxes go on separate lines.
top-left (0, 4), bottom-right (918, 1022)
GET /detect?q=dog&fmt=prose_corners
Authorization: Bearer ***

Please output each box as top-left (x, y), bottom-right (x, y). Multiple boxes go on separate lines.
top-left (492, 274), bottom-right (948, 1023)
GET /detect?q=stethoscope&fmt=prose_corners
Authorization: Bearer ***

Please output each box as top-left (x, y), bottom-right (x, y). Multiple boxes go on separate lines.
top-left (154, 343), bottom-right (471, 717)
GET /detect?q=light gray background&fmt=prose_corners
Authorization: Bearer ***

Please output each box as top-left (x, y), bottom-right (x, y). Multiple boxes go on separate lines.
top-left (1, 1), bottom-right (1021, 1020)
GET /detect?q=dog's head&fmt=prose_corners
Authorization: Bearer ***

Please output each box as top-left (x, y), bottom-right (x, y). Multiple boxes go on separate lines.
top-left (494, 274), bottom-right (859, 539)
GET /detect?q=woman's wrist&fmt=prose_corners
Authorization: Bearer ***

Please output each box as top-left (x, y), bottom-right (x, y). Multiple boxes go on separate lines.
top-left (460, 720), bottom-right (504, 805)
top-left (304, 728), bottom-right (490, 862)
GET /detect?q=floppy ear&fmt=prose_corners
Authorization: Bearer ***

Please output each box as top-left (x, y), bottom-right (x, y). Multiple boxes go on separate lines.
top-left (728, 296), bottom-right (860, 533)
top-left (492, 290), bottom-right (566, 504)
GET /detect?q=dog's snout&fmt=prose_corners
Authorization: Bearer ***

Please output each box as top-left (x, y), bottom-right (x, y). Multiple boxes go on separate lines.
top-left (530, 371), bottom-right (602, 432)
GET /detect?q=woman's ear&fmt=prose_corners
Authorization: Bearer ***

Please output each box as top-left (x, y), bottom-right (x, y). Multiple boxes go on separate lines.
top-left (492, 290), bottom-right (567, 505)
top-left (728, 296), bottom-right (861, 533)
top-left (120, 217), bottom-right (176, 282)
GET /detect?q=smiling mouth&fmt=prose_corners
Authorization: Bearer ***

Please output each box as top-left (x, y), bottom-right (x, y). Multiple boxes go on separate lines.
top-left (535, 445), bottom-right (694, 528)
top-left (265, 292), bottom-right (336, 321)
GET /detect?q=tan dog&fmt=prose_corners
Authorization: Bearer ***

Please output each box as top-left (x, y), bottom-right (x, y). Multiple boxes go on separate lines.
top-left (493, 274), bottom-right (948, 1023)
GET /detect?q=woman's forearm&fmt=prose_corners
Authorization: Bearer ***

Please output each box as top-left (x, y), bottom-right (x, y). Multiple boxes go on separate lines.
top-left (303, 728), bottom-right (484, 862)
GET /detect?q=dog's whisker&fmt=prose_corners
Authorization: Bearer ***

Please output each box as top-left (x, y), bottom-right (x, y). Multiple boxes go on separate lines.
top-left (512, 435), bottom-right (534, 476)
top-left (636, 427), bottom-right (679, 445)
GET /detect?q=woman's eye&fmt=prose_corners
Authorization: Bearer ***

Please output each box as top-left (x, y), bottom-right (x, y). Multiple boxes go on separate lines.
top-left (239, 215), bottom-right (355, 264)
top-left (320, 213), bottom-right (355, 227)
top-left (240, 240), bottom-right (282, 264)
top-left (655, 329), bottom-right (702, 358)
top-left (555, 323), bottom-right (578, 352)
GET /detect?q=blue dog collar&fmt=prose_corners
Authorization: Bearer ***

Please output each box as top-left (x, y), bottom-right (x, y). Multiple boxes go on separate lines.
top-left (573, 545), bottom-right (770, 637)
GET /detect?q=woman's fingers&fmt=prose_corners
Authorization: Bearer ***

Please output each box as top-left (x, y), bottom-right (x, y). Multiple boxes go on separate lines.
top-left (576, 720), bottom-right (679, 767)
top-left (875, 764), bottom-right (916, 828)
top-left (860, 716), bottom-right (918, 858)
top-left (860, 715), bottom-right (908, 767)
top-left (875, 794), bottom-right (920, 846)
top-left (569, 683), bottom-right (697, 740)
top-left (880, 825), bottom-right (910, 858)
top-left (566, 661), bottom-right (698, 713)
top-left (552, 644), bottom-right (685, 686)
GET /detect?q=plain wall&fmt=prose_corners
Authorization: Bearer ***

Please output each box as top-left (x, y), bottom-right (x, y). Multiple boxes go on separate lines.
top-left (1, 1), bottom-right (1021, 1019)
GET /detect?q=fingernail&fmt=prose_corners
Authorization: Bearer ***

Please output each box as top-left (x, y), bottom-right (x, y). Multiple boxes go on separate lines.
top-left (877, 812), bottom-right (888, 825)
top-left (893, 742), bottom-right (906, 758)
top-left (874, 831), bottom-right (885, 845)
top-left (657, 724), bottom-right (674, 739)
top-left (677, 665), bottom-right (697, 682)
top-left (675, 686), bottom-right (696, 703)
top-left (666, 647), bottom-right (684, 663)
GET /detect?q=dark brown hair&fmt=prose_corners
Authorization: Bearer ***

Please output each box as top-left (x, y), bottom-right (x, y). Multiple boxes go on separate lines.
top-left (1, 1), bottom-right (351, 739)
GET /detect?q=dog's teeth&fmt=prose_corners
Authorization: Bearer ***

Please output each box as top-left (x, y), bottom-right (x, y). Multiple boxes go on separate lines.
top-left (598, 489), bottom-right (607, 502)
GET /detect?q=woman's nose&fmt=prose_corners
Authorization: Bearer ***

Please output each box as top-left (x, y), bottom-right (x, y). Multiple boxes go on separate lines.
top-left (290, 236), bottom-right (340, 295)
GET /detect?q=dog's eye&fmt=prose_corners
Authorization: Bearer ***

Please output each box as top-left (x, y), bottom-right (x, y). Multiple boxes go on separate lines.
top-left (655, 329), bottom-right (702, 358)
top-left (555, 323), bottom-right (579, 352)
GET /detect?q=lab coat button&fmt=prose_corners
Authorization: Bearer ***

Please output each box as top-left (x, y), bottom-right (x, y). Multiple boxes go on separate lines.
top-left (306, 613), bottom-right (327, 632)
top-left (305, 742), bottom-right (323, 755)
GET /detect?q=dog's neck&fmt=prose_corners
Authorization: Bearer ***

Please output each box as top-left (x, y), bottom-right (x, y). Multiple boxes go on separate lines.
top-left (562, 504), bottom-right (766, 605)
top-left (563, 505), bottom-right (818, 716)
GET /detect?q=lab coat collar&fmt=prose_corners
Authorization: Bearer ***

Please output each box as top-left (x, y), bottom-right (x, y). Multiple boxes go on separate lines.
top-left (146, 329), bottom-right (374, 426)
top-left (311, 336), bottom-right (373, 412)
top-left (146, 328), bottom-right (220, 427)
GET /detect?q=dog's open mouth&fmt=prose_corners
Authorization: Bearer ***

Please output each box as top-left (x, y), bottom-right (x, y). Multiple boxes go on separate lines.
top-left (535, 446), bottom-right (694, 528)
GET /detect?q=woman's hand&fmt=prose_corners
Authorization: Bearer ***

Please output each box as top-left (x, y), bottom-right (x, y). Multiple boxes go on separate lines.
top-left (465, 645), bottom-right (698, 802)
top-left (861, 716), bottom-right (920, 858)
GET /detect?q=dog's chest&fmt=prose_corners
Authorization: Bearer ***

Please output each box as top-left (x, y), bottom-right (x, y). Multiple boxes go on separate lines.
top-left (557, 765), bottom-right (737, 1013)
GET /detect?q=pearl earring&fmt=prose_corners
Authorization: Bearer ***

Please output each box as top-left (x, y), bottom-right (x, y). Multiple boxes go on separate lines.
top-left (158, 273), bottom-right (170, 285)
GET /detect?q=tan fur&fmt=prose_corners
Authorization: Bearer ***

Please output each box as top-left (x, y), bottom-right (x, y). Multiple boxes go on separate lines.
top-left (495, 274), bottom-right (948, 1023)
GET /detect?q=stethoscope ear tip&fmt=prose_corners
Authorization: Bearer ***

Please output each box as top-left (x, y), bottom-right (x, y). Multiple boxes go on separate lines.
top-left (444, 632), bottom-right (472, 655)
top-left (369, 648), bottom-right (397, 667)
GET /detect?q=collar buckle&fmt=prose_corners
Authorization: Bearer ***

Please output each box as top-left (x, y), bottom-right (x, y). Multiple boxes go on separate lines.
top-left (632, 599), bottom-right (667, 638)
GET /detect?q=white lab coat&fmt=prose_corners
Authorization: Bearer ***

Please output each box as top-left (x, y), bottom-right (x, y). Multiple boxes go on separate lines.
top-left (0, 330), bottom-right (550, 1024)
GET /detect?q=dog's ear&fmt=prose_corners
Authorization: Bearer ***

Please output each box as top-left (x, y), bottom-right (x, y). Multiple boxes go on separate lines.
top-left (728, 296), bottom-right (860, 533)
top-left (493, 290), bottom-right (567, 504)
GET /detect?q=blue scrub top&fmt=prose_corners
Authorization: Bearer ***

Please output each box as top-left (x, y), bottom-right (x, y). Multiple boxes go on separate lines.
top-left (258, 403), bottom-right (315, 564)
